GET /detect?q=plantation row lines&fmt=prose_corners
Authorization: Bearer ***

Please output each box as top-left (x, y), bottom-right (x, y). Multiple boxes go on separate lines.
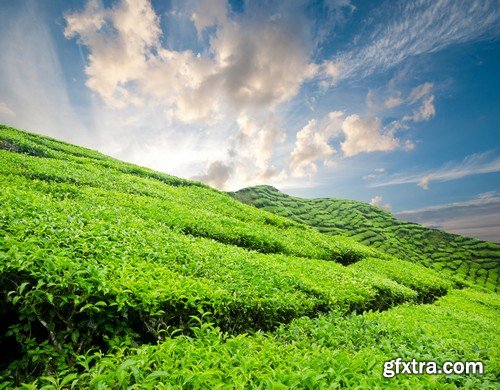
top-left (0, 126), bottom-right (459, 383)
top-left (232, 186), bottom-right (500, 291)
top-left (1, 126), bottom-right (500, 388)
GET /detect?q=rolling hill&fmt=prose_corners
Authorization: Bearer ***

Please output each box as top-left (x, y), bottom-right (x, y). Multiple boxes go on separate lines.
top-left (231, 185), bottom-right (500, 291)
top-left (0, 125), bottom-right (499, 388)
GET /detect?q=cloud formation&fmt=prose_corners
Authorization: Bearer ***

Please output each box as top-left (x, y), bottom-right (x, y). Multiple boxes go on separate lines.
top-left (406, 95), bottom-right (435, 122)
top-left (323, 0), bottom-right (500, 83)
top-left (408, 82), bottom-right (433, 103)
top-left (65, 0), bottom-right (317, 119)
top-left (341, 115), bottom-right (399, 157)
top-left (64, 0), bottom-right (318, 188)
top-left (385, 96), bottom-right (403, 109)
top-left (371, 151), bottom-right (500, 189)
top-left (367, 82), bottom-right (436, 125)
top-left (288, 99), bottom-right (422, 174)
top-left (54, 0), bottom-right (495, 195)
top-left (193, 160), bottom-right (232, 188)
top-left (192, 113), bottom-right (288, 189)
top-left (63, 0), bottom-right (448, 189)
top-left (396, 192), bottom-right (500, 242)
top-left (403, 83), bottom-right (436, 122)
top-left (289, 112), bottom-right (343, 176)
top-left (288, 102), bottom-right (419, 170)
top-left (369, 195), bottom-right (392, 212)
top-left (65, 0), bottom-right (156, 108)
top-left (363, 168), bottom-right (385, 180)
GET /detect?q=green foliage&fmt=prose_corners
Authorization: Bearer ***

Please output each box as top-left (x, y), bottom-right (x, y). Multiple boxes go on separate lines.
top-left (351, 257), bottom-right (453, 303)
top-left (0, 125), bottom-right (498, 388)
top-left (0, 128), bottom-right (373, 266)
top-left (231, 185), bottom-right (500, 291)
top-left (7, 290), bottom-right (498, 389)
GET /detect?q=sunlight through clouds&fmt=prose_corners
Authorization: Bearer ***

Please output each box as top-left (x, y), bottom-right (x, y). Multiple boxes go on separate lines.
top-left (0, 0), bottom-right (498, 228)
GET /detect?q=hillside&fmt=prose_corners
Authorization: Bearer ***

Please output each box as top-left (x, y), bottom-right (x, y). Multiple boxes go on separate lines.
top-left (232, 185), bottom-right (500, 291)
top-left (0, 125), bottom-right (499, 388)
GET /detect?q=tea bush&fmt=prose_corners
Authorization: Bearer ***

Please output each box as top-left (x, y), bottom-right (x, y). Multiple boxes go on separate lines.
top-left (7, 289), bottom-right (498, 389)
top-left (232, 185), bottom-right (500, 290)
top-left (0, 126), bottom-right (497, 388)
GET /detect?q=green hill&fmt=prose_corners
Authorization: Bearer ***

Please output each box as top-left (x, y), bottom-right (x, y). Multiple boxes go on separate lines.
top-left (1, 125), bottom-right (499, 388)
top-left (231, 185), bottom-right (500, 291)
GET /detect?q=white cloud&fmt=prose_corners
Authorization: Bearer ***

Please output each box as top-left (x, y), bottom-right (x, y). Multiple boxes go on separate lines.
top-left (64, 0), bottom-right (318, 188)
top-left (404, 139), bottom-right (415, 151)
top-left (324, 0), bottom-right (500, 83)
top-left (191, 0), bottom-right (228, 36)
top-left (319, 60), bottom-right (344, 87)
top-left (365, 89), bottom-right (403, 111)
top-left (369, 195), bottom-right (392, 211)
top-left (369, 195), bottom-right (382, 205)
top-left (409, 82), bottom-right (434, 103)
top-left (193, 113), bottom-right (287, 189)
top-left (289, 119), bottom-right (335, 177)
top-left (403, 83), bottom-right (435, 122)
top-left (359, 82), bottom-right (435, 151)
top-left (65, 0), bottom-right (317, 120)
top-left (363, 167), bottom-right (385, 180)
top-left (368, 82), bottom-right (435, 124)
top-left (371, 151), bottom-right (500, 189)
top-left (385, 96), bottom-right (403, 109)
top-left (64, 0), bottom-right (201, 110)
top-left (362, 81), bottom-right (435, 146)
top-left (235, 113), bottom-right (285, 173)
top-left (398, 191), bottom-right (500, 214)
top-left (3, 0), bottom-right (493, 194)
top-left (395, 192), bottom-right (500, 242)
top-left (289, 107), bottom-right (414, 170)
top-left (411, 95), bottom-right (435, 121)
top-left (289, 111), bottom-right (343, 177)
top-left (341, 115), bottom-right (399, 157)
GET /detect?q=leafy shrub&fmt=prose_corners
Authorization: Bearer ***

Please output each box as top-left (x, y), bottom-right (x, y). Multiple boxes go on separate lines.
top-left (1, 126), bottom-right (498, 388)
top-left (232, 186), bottom-right (500, 290)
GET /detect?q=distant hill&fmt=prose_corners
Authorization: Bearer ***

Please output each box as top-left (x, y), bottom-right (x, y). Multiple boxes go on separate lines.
top-left (231, 185), bottom-right (500, 291)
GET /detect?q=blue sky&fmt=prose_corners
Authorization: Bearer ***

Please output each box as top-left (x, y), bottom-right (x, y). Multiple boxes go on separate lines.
top-left (0, 0), bottom-right (499, 241)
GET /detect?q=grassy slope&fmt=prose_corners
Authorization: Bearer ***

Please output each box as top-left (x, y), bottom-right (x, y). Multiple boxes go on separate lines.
top-left (232, 185), bottom-right (500, 291)
top-left (0, 125), bottom-right (498, 388)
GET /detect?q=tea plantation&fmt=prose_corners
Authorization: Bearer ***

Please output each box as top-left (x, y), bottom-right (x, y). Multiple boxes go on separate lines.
top-left (0, 125), bottom-right (499, 388)
top-left (232, 185), bottom-right (500, 291)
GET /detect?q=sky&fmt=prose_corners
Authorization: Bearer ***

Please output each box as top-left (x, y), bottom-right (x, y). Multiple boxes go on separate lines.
top-left (0, 0), bottom-right (499, 242)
